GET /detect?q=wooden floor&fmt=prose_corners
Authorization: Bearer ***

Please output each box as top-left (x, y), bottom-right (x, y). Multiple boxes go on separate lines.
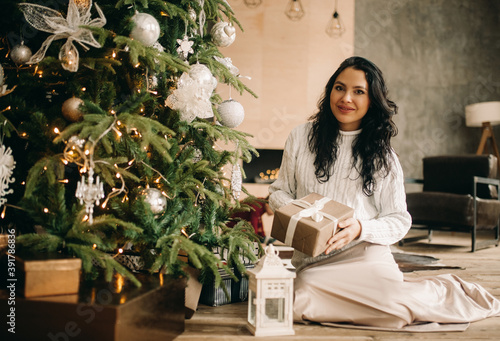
top-left (176, 232), bottom-right (500, 341)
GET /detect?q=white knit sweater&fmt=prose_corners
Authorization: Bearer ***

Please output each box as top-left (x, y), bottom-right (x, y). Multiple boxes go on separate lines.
top-left (269, 122), bottom-right (411, 270)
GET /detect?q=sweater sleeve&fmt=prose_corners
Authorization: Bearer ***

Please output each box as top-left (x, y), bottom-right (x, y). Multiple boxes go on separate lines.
top-left (268, 128), bottom-right (298, 211)
top-left (357, 153), bottom-right (412, 245)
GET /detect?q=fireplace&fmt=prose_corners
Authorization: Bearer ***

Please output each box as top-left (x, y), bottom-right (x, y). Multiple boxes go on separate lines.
top-left (243, 149), bottom-right (283, 183)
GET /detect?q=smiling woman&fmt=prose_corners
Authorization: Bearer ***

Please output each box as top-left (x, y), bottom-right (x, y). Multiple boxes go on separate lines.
top-left (330, 68), bottom-right (371, 131)
top-left (268, 56), bottom-right (500, 331)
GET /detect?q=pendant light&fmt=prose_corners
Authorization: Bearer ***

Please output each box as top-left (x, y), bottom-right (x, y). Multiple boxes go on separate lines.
top-left (326, 0), bottom-right (346, 37)
top-left (285, 0), bottom-right (305, 21)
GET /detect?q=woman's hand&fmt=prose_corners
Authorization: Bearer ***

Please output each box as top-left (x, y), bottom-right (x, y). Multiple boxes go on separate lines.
top-left (325, 218), bottom-right (362, 254)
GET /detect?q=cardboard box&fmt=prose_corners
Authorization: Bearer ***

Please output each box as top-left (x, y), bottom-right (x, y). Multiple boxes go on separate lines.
top-left (271, 193), bottom-right (354, 257)
top-left (184, 266), bottom-right (203, 319)
top-left (15, 255), bottom-right (82, 297)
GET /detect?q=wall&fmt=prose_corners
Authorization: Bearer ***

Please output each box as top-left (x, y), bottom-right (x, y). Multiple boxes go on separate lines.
top-left (354, 0), bottom-right (500, 178)
top-left (223, 0), bottom-right (355, 149)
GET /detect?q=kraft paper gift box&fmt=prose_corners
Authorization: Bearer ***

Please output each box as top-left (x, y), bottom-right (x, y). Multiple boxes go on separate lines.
top-left (271, 193), bottom-right (354, 257)
top-left (15, 255), bottom-right (82, 297)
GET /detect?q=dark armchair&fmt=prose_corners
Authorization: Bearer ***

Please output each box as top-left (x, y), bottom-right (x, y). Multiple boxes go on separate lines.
top-left (402, 154), bottom-right (500, 252)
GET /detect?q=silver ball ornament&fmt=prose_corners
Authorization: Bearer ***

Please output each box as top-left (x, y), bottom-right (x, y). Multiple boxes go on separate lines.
top-left (62, 97), bottom-right (84, 122)
top-left (217, 99), bottom-right (245, 128)
top-left (192, 148), bottom-right (203, 163)
top-left (130, 12), bottom-right (161, 47)
top-left (10, 43), bottom-right (32, 65)
top-left (140, 188), bottom-right (167, 214)
top-left (211, 22), bottom-right (236, 47)
top-left (148, 75), bottom-right (159, 89)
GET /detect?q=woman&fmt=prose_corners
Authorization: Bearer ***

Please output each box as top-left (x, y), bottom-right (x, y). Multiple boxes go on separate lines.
top-left (269, 56), bottom-right (500, 330)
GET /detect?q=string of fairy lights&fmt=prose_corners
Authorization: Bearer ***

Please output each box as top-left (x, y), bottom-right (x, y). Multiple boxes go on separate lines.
top-left (1, 47), bottom-right (223, 225)
top-left (0, 0), bottom-right (245, 242)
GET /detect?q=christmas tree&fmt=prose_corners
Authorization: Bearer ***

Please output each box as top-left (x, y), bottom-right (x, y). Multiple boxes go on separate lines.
top-left (0, 0), bottom-right (260, 287)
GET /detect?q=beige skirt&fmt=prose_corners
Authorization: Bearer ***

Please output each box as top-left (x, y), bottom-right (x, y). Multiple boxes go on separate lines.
top-left (293, 242), bottom-right (500, 331)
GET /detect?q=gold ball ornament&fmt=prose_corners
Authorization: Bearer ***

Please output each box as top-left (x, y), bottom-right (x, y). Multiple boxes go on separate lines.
top-left (62, 97), bottom-right (84, 122)
top-left (10, 43), bottom-right (32, 65)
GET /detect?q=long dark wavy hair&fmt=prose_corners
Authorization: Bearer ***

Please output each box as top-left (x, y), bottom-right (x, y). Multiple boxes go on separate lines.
top-left (308, 56), bottom-right (398, 196)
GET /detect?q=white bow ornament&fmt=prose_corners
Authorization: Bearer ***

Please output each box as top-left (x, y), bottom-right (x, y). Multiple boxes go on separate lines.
top-left (19, 0), bottom-right (106, 72)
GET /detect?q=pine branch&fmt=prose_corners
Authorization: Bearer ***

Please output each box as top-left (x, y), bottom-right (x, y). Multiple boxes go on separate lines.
top-left (24, 155), bottom-right (65, 198)
top-left (154, 234), bottom-right (236, 288)
top-left (193, 48), bottom-right (257, 98)
top-left (191, 121), bottom-right (257, 164)
top-left (79, 57), bottom-right (122, 74)
top-left (16, 234), bottom-right (63, 253)
top-left (219, 221), bottom-right (261, 275)
top-left (113, 36), bottom-right (188, 73)
top-left (69, 244), bottom-right (141, 287)
top-left (205, 0), bottom-right (243, 31)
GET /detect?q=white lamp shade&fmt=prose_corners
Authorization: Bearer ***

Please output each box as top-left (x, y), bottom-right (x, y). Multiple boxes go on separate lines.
top-left (465, 101), bottom-right (500, 127)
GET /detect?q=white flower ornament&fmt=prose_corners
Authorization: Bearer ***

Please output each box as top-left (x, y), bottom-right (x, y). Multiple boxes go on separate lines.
top-left (19, 0), bottom-right (106, 72)
top-left (165, 64), bottom-right (217, 123)
top-left (0, 144), bottom-right (15, 207)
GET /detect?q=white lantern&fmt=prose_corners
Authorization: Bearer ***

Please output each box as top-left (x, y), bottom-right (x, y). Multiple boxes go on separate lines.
top-left (246, 244), bottom-right (296, 337)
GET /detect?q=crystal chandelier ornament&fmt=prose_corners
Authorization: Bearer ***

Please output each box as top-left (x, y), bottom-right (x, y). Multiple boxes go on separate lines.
top-left (285, 0), bottom-right (305, 21)
top-left (326, 0), bottom-right (346, 38)
top-left (76, 167), bottom-right (104, 224)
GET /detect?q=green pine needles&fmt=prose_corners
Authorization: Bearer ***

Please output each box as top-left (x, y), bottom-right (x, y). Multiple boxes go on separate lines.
top-left (0, 0), bottom-right (262, 288)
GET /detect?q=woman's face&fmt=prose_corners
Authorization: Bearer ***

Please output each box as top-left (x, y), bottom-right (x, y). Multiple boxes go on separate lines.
top-left (330, 67), bottom-right (371, 131)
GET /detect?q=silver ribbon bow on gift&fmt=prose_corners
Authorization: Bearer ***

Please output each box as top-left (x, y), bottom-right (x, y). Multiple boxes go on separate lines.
top-left (285, 197), bottom-right (339, 245)
top-left (19, 0), bottom-right (106, 72)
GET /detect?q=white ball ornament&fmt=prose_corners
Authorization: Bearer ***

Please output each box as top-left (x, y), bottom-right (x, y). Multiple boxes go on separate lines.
top-left (217, 99), bottom-right (245, 128)
top-left (140, 188), bottom-right (167, 215)
top-left (188, 63), bottom-right (217, 90)
top-left (211, 21), bottom-right (236, 47)
top-left (130, 12), bottom-right (161, 47)
top-left (10, 42), bottom-right (32, 65)
top-left (62, 97), bottom-right (84, 122)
